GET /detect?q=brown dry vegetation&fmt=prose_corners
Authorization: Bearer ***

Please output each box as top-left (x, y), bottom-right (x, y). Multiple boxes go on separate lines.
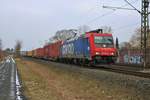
top-left (0, 53), bottom-right (4, 61)
top-left (16, 58), bottom-right (141, 100)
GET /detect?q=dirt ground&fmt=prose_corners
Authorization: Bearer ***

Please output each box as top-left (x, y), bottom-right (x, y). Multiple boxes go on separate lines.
top-left (16, 58), bottom-right (149, 100)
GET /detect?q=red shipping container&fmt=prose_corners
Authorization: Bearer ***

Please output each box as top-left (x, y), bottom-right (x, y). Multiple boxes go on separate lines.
top-left (36, 48), bottom-right (44, 58)
top-left (43, 41), bottom-right (62, 60)
top-left (50, 41), bottom-right (62, 59)
top-left (43, 45), bottom-right (50, 58)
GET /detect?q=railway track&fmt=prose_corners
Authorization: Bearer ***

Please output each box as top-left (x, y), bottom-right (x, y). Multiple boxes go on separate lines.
top-left (95, 64), bottom-right (150, 79)
top-left (25, 57), bottom-right (150, 79)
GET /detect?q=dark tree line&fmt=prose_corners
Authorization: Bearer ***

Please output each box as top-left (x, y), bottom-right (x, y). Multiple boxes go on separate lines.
top-left (15, 40), bottom-right (22, 57)
top-left (0, 39), bottom-right (2, 60)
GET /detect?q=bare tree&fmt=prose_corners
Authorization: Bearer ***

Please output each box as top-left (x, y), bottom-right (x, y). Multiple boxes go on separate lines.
top-left (0, 39), bottom-right (2, 59)
top-left (129, 28), bottom-right (141, 48)
top-left (0, 39), bottom-right (2, 50)
top-left (45, 26), bottom-right (90, 45)
top-left (120, 42), bottom-right (131, 50)
top-left (15, 40), bottom-right (22, 57)
top-left (121, 28), bottom-right (148, 49)
top-left (53, 29), bottom-right (78, 42)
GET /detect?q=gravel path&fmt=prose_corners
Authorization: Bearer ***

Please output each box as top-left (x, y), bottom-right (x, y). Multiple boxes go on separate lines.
top-left (0, 57), bottom-right (22, 100)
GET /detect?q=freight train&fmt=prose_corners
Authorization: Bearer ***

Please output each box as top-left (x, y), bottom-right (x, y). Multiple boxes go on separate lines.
top-left (25, 29), bottom-right (117, 65)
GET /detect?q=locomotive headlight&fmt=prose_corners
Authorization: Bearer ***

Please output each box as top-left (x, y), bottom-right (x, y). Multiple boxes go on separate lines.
top-left (96, 52), bottom-right (100, 55)
top-left (111, 53), bottom-right (114, 55)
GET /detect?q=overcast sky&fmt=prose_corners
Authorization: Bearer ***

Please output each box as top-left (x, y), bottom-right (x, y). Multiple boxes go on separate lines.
top-left (0, 0), bottom-right (141, 50)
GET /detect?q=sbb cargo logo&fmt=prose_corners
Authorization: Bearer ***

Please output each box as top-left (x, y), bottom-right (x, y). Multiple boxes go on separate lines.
top-left (62, 43), bottom-right (74, 55)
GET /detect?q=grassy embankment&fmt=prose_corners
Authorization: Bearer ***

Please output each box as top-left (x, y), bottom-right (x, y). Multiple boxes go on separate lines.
top-left (16, 58), bottom-right (138, 100)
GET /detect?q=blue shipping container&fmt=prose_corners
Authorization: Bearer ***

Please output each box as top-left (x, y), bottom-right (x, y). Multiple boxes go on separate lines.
top-left (61, 37), bottom-right (90, 59)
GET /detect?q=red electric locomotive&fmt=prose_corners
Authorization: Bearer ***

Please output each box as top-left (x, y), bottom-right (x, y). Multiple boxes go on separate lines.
top-left (86, 29), bottom-right (117, 64)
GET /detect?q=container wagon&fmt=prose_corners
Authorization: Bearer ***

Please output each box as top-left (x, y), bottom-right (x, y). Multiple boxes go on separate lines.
top-left (36, 48), bottom-right (44, 58)
top-left (43, 45), bottom-right (50, 59)
top-left (27, 51), bottom-right (33, 57)
top-left (49, 41), bottom-right (62, 61)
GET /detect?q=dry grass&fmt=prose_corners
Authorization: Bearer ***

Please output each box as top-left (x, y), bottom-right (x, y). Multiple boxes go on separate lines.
top-left (16, 58), bottom-right (139, 100)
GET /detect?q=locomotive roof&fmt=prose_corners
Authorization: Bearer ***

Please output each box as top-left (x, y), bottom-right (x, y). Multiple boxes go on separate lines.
top-left (85, 32), bottom-right (113, 37)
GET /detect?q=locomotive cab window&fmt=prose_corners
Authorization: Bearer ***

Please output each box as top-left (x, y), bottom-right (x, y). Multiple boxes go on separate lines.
top-left (94, 36), bottom-right (113, 44)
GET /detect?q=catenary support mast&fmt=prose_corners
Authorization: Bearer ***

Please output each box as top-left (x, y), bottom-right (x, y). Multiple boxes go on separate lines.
top-left (141, 0), bottom-right (149, 68)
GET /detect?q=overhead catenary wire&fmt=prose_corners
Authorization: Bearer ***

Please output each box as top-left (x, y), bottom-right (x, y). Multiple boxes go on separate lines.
top-left (103, 6), bottom-right (136, 10)
top-left (84, 0), bottom-right (139, 25)
top-left (124, 0), bottom-right (141, 13)
top-left (102, 0), bottom-right (140, 31)
top-left (85, 10), bottom-right (116, 24)
top-left (113, 22), bottom-right (140, 31)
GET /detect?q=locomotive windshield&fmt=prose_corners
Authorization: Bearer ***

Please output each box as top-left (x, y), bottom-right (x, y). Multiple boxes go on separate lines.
top-left (94, 36), bottom-right (113, 44)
